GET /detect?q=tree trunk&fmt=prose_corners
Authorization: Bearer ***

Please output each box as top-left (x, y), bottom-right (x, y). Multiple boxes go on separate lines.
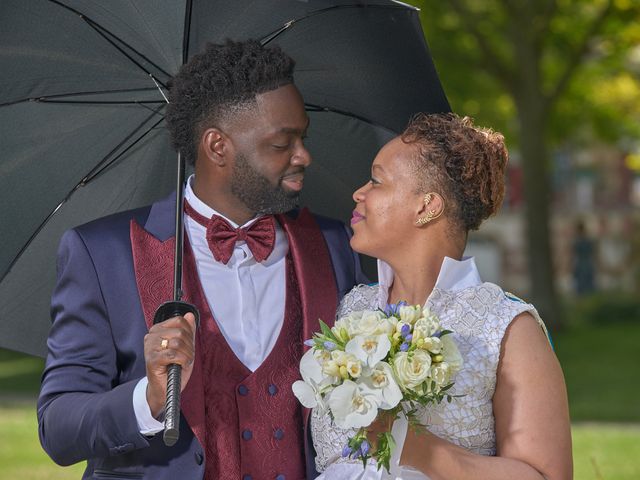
top-left (509, 14), bottom-right (564, 329)
top-left (514, 95), bottom-right (563, 329)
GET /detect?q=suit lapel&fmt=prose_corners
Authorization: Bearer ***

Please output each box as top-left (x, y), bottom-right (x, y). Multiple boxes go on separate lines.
top-left (129, 193), bottom-right (206, 451)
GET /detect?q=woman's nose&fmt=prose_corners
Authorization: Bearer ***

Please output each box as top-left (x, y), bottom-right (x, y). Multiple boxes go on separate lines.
top-left (352, 182), bottom-right (369, 203)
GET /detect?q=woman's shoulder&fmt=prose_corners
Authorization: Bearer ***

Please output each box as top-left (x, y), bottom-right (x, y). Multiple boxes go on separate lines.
top-left (336, 283), bottom-right (380, 318)
top-left (435, 282), bottom-right (550, 345)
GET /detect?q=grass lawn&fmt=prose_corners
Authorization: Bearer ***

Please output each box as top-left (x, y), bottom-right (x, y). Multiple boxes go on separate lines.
top-left (0, 306), bottom-right (638, 478)
top-left (0, 400), bottom-right (85, 480)
top-left (0, 398), bottom-right (639, 479)
top-left (553, 321), bottom-right (640, 422)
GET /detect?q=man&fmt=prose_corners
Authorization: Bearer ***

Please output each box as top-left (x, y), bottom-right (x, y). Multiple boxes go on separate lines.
top-left (38, 40), bottom-right (366, 480)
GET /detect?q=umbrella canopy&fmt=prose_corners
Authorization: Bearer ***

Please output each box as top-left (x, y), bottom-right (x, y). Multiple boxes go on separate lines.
top-left (0, 0), bottom-right (450, 357)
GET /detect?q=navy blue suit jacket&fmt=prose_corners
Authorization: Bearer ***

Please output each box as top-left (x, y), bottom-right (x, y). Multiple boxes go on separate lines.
top-left (37, 193), bottom-right (367, 479)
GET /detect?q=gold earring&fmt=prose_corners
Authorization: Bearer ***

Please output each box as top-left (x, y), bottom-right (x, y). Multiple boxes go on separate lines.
top-left (416, 210), bottom-right (437, 225)
top-left (415, 193), bottom-right (444, 226)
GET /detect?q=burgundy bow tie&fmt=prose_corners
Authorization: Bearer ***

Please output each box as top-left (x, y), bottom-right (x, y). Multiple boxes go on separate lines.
top-left (184, 200), bottom-right (276, 264)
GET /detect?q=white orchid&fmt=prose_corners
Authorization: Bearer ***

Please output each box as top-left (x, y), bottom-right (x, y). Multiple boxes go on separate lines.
top-left (345, 334), bottom-right (391, 369)
top-left (292, 349), bottom-right (331, 410)
top-left (328, 379), bottom-right (381, 429)
top-left (360, 362), bottom-right (402, 410)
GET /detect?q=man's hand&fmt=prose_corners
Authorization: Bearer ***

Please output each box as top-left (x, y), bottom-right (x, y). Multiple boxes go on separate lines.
top-left (143, 312), bottom-right (197, 418)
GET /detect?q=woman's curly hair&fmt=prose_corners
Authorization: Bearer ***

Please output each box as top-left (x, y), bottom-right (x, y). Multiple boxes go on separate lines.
top-left (166, 39), bottom-right (295, 165)
top-left (402, 113), bottom-right (508, 232)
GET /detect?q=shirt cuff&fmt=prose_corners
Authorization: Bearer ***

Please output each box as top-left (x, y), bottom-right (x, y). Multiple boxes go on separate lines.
top-left (133, 377), bottom-right (164, 436)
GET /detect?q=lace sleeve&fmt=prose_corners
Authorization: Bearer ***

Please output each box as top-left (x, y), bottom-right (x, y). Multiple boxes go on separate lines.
top-left (336, 284), bottom-right (379, 319)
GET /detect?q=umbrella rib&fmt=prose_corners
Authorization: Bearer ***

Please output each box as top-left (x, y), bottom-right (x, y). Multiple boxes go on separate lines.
top-left (82, 114), bottom-right (166, 184)
top-left (0, 88), bottom-right (162, 109)
top-left (182, 0), bottom-right (194, 64)
top-left (261, 3), bottom-right (413, 45)
top-left (305, 103), bottom-right (399, 134)
top-left (0, 113), bottom-right (165, 285)
top-left (47, 0), bottom-right (173, 83)
top-left (33, 99), bottom-right (167, 116)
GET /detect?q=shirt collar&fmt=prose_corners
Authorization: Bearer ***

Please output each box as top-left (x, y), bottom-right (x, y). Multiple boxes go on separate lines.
top-left (184, 175), bottom-right (287, 266)
top-left (185, 175), bottom-right (260, 229)
top-left (377, 256), bottom-right (483, 307)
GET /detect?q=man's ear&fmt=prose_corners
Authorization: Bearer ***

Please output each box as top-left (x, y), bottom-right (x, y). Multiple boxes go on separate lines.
top-left (201, 128), bottom-right (230, 166)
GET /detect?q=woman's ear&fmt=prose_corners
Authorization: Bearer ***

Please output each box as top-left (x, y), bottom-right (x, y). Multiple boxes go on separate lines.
top-left (415, 192), bottom-right (445, 226)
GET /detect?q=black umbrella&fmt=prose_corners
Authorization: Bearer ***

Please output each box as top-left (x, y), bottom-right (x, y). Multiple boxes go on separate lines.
top-left (0, 0), bottom-right (450, 358)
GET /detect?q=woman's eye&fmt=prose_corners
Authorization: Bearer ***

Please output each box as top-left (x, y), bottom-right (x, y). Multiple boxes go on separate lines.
top-left (370, 177), bottom-right (380, 185)
top-left (272, 144), bottom-right (290, 150)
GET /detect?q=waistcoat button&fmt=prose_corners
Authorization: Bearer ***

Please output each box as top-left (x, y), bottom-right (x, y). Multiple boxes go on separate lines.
top-left (276, 474), bottom-right (286, 480)
top-left (274, 428), bottom-right (284, 440)
top-left (242, 429), bottom-right (253, 440)
top-left (238, 384), bottom-right (249, 396)
top-left (268, 384), bottom-right (278, 396)
top-left (243, 475), bottom-right (252, 480)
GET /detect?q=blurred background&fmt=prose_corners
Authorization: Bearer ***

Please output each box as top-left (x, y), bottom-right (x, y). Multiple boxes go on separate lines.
top-left (1, 0), bottom-right (639, 478)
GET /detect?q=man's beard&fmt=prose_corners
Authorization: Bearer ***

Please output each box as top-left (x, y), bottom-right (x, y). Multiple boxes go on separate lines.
top-left (230, 152), bottom-right (301, 216)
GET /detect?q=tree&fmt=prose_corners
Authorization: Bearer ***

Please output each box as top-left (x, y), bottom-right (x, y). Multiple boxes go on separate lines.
top-left (411, 0), bottom-right (640, 328)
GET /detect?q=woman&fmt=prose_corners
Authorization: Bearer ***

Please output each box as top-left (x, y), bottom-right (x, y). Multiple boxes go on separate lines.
top-left (310, 113), bottom-right (572, 479)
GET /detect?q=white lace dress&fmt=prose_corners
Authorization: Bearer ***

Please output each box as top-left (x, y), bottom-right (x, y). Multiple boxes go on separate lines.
top-left (310, 258), bottom-right (547, 480)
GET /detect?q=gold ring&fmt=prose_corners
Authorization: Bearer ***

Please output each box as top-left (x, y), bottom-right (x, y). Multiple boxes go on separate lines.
top-left (160, 338), bottom-right (169, 350)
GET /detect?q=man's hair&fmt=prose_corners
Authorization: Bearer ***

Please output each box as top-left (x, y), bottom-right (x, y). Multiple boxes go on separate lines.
top-left (166, 39), bottom-right (296, 165)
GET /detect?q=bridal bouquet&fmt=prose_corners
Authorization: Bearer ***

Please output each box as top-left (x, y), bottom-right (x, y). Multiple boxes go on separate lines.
top-left (292, 302), bottom-right (463, 473)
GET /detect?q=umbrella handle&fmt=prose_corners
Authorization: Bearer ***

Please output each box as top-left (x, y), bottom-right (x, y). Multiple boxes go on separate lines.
top-left (153, 300), bottom-right (200, 446)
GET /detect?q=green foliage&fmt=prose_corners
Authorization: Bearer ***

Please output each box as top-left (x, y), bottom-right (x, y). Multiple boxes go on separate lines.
top-left (565, 291), bottom-right (640, 326)
top-left (0, 349), bottom-right (44, 395)
top-left (409, 0), bottom-right (640, 147)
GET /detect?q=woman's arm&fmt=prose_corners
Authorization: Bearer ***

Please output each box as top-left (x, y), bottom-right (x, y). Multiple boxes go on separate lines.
top-left (399, 313), bottom-right (573, 480)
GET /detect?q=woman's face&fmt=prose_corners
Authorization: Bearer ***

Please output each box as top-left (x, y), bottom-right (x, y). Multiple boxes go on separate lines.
top-left (350, 137), bottom-right (423, 258)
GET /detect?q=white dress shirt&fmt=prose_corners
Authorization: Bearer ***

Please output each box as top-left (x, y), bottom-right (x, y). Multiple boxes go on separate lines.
top-left (134, 176), bottom-right (289, 434)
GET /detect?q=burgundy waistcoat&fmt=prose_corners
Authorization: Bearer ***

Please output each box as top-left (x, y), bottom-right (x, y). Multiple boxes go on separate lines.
top-left (130, 208), bottom-right (338, 480)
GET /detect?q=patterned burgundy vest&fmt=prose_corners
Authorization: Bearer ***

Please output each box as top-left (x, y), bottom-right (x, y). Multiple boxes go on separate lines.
top-left (130, 208), bottom-right (339, 480)
top-left (193, 253), bottom-right (305, 479)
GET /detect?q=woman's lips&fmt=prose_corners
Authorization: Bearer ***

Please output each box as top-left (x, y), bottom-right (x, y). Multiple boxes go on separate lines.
top-left (351, 210), bottom-right (365, 225)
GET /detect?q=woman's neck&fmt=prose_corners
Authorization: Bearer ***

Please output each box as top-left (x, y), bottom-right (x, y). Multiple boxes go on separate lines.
top-left (386, 238), bottom-right (464, 306)
top-left (387, 255), bottom-right (442, 306)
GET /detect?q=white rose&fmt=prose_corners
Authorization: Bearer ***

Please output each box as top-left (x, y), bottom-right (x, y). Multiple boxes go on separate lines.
top-left (413, 317), bottom-right (439, 340)
top-left (328, 379), bottom-right (380, 429)
top-left (422, 307), bottom-right (441, 327)
top-left (399, 305), bottom-right (422, 324)
top-left (392, 350), bottom-right (432, 391)
top-left (430, 362), bottom-right (450, 386)
top-left (353, 310), bottom-right (387, 336)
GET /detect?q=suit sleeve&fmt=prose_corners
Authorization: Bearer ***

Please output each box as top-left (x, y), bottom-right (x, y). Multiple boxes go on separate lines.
top-left (37, 229), bottom-right (150, 465)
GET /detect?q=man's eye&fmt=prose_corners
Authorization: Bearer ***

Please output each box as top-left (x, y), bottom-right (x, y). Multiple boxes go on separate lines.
top-left (272, 144), bottom-right (290, 150)
top-left (370, 177), bottom-right (380, 185)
